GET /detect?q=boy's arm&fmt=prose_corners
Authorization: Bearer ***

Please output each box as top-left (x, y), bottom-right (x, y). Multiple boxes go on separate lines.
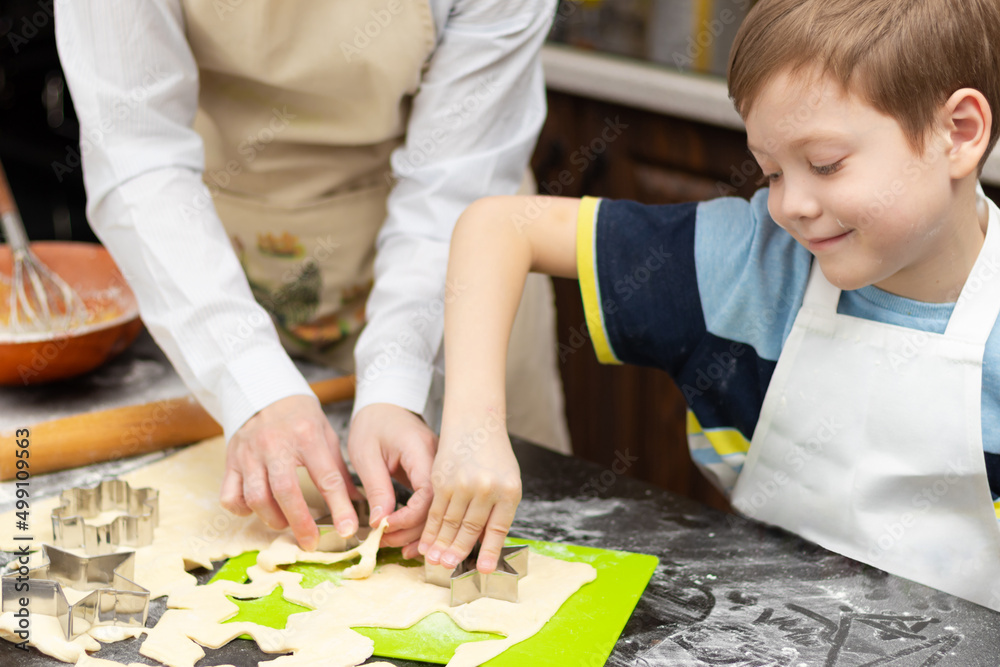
top-left (349, 0), bottom-right (557, 548)
top-left (418, 195), bottom-right (581, 573)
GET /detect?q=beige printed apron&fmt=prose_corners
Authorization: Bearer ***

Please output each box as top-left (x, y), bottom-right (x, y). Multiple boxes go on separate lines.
top-left (182, 0), bottom-right (435, 355)
top-left (732, 196), bottom-right (1000, 610)
top-left (180, 0), bottom-right (572, 453)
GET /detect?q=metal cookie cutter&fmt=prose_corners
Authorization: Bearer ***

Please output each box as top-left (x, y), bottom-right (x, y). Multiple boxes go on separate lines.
top-left (314, 498), bottom-right (371, 552)
top-left (425, 544), bottom-right (529, 605)
top-left (1, 544), bottom-right (150, 639)
top-left (52, 480), bottom-right (158, 554)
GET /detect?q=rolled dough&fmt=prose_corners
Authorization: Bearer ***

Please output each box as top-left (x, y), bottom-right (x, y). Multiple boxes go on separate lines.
top-left (0, 436), bottom-right (596, 666)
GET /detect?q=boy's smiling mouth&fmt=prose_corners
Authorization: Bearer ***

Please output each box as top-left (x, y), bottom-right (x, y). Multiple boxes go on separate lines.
top-left (806, 230), bottom-right (853, 252)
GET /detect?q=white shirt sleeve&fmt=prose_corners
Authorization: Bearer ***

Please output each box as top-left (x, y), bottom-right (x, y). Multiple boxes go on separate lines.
top-left (54, 0), bottom-right (313, 440)
top-left (352, 0), bottom-right (556, 419)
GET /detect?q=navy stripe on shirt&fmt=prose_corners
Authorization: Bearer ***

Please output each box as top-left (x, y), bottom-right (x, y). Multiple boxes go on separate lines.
top-left (595, 199), bottom-right (776, 442)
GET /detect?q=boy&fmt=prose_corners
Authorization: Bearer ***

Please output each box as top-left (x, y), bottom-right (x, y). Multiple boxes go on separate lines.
top-left (419, 0), bottom-right (1000, 611)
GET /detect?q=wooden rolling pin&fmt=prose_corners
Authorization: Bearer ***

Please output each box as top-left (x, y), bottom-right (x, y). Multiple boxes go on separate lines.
top-left (0, 374), bottom-right (355, 480)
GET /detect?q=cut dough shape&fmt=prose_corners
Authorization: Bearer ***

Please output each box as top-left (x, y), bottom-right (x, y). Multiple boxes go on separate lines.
top-left (0, 437), bottom-right (596, 666)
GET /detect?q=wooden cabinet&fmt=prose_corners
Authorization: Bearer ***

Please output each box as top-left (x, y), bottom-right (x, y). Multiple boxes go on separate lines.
top-left (531, 90), bottom-right (763, 512)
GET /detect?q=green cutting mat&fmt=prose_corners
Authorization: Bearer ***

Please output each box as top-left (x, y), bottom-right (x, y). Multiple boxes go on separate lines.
top-left (210, 538), bottom-right (658, 665)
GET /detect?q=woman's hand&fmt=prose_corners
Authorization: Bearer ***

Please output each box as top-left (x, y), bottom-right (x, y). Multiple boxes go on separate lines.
top-left (220, 394), bottom-right (358, 551)
top-left (348, 403), bottom-right (437, 559)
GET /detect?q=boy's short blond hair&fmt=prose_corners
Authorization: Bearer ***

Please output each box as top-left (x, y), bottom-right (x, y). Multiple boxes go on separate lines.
top-left (728, 0), bottom-right (1000, 171)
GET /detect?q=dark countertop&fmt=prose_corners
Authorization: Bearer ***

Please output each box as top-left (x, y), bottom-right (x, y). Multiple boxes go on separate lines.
top-left (2, 338), bottom-right (999, 666)
top-left (4, 440), bottom-right (1000, 667)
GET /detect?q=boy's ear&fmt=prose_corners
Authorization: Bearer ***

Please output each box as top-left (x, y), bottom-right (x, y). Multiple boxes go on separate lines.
top-left (943, 88), bottom-right (991, 179)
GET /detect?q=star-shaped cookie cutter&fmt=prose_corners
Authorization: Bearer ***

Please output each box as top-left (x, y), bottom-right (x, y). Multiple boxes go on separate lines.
top-left (1, 544), bottom-right (149, 639)
top-left (425, 544), bottom-right (529, 605)
top-left (52, 480), bottom-right (159, 554)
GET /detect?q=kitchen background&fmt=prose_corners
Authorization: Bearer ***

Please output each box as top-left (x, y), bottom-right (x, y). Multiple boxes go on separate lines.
top-left (0, 0), bottom-right (753, 242)
top-left (549, 0), bottom-right (751, 76)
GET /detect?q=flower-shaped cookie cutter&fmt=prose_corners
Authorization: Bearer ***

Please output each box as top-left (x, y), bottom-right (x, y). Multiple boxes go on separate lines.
top-left (52, 480), bottom-right (158, 554)
top-left (1, 544), bottom-right (149, 639)
top-left (425, 544), bottom-right (529, 605)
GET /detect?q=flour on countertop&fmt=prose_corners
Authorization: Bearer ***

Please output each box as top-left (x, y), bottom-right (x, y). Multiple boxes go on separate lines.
top-left (512, 496), bottom-right (625, 543)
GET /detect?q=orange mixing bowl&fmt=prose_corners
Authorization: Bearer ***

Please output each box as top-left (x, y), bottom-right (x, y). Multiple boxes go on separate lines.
top-left (0, 242), bottom-right (142, 386)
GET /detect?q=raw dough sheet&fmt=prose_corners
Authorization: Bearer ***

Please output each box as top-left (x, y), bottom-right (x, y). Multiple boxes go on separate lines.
top-left (0, 437), bottom-right (596, 666)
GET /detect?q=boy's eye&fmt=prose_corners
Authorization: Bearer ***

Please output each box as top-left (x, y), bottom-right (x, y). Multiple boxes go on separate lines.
top-left (811, 161), bottom-right (844, 176)
top-left (756, 170), bottom-right (781, 186)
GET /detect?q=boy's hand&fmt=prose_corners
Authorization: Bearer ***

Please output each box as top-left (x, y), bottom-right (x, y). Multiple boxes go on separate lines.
top-left (220, 395), bottom-right (359, 552)
top-left (419, 422), bottom-right (521, 574)
top-left (348, 403), bottom-right (437, 559)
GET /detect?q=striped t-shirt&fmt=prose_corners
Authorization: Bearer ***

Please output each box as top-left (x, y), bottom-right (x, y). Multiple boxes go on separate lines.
top-left (576, 191), bottom-right (1000, 518)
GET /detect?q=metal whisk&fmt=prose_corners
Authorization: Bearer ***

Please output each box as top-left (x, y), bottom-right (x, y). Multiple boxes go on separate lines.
top-left (0, 161), bottom-right (87, 333)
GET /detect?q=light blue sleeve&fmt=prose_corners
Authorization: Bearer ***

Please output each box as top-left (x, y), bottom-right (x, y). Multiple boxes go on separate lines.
top-left (693, 189), bottom-right (813, 363)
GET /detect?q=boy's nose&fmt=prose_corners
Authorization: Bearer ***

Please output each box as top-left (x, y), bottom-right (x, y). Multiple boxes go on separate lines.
top-left (778, 180), bottom-right (822, 222)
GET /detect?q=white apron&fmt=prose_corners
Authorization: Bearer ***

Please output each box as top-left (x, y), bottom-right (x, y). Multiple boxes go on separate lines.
top-left (732, 197), bottom-right (1000, 611)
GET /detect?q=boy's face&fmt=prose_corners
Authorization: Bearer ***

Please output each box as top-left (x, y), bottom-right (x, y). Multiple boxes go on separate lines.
top-left (745, 69), bottom-right (979, 301)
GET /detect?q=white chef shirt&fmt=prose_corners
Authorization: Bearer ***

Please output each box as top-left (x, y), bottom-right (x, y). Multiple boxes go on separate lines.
top-left (53, 0), bottom-right (555, 439)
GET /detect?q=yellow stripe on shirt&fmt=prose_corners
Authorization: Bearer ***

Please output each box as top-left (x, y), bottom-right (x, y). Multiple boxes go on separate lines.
top-left (687, 410), bottom-right (704, 435)
top-left (688, 410), bottom-right (752, 456)
top-left (994, 499), bottom-right (1000, 520)
top-left (705, 428), bottom-right (752, 457)
top-left (576, 196), bottom-right (621, 365)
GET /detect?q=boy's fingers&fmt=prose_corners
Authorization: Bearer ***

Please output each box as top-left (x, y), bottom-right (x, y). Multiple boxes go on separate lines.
top-left (419, 490), bottom-right (452, 555)
top-left (441, 497), bottom-right (491, 570)
top-left (427, 490), bottom-right (473, 567)
top-left (477, 501), bottom-right (518, 575)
